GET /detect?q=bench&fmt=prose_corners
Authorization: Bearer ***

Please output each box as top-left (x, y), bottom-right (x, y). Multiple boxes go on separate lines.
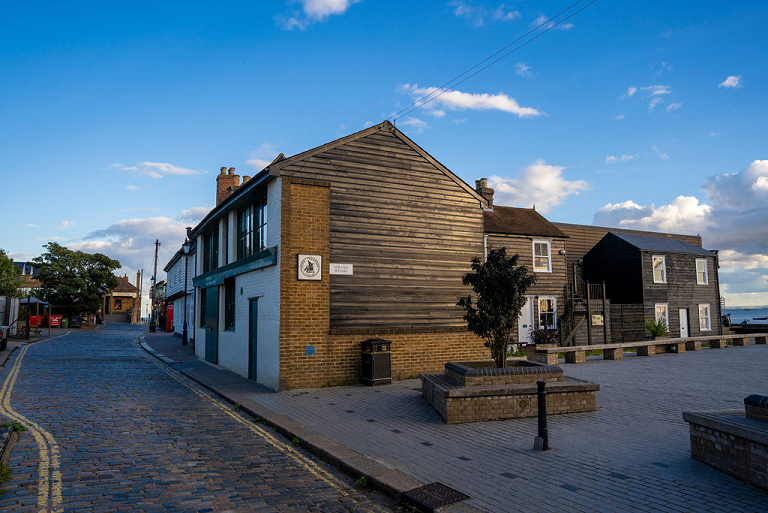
top-left (529, 333), bottom-right (768, 365)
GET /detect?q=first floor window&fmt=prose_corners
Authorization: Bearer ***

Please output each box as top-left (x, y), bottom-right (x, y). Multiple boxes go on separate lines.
top-left (532, 239), bottom-right (551, 272)
top-left (224, 278), bottom-right (236, 331)
top-left (539, 297), bottom-right (557, 329)
top-left (653, 255), bottom-right (666, 283)
top-left (699, 304), bottom-right (711, 331)
top-left (696, 259), bottom-right (708, 285)
top-left (655, 303), bottom-right (669, 328)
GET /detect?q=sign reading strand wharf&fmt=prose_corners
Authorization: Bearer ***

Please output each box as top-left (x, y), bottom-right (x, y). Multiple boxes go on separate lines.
top-left (297, 254), bottom-right (322, 281)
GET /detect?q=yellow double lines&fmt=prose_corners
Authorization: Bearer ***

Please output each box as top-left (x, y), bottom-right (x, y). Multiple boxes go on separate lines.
top-left (142, 345), bottom-right (382, 510)
top-left (0, 342), bottom-right (63, 512)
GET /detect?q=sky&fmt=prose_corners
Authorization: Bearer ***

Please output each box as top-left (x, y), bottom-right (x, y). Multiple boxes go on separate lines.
top-left (1, 0), bottom-right (767, 311)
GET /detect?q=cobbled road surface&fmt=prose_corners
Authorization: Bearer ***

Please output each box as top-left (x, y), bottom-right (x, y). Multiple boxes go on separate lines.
top-left (0, 324), bottom-right (397, 512)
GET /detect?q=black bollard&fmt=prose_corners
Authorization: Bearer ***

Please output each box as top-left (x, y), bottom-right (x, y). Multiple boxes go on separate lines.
top-left (535, 380), bottom-right (550, 451)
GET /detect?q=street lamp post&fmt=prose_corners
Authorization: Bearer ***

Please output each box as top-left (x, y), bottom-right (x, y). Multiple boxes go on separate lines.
top-left (182, 239), bottom-right (190, 346)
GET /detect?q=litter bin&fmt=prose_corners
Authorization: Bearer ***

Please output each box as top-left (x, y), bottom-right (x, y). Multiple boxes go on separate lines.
top-left (61, 318), bottom-right (69, 329)
top-left (360, 338), bottom-right (391, 386)
top-left (69, 317), bottom-right (82, 329)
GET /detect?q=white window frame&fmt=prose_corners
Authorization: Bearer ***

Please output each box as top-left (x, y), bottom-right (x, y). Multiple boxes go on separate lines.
top-left (652, 255), bottom-right (667, 284)
top-left (538, 296), bottom-right (557, 329)
top-left (698, 304), bottom-right (711, 331)
top-left (696, 259), bottom-right (708, 285)
top-left (532, 239), bottom-right (552, 273)
top-left (655, 303), bottom-right (669, 328)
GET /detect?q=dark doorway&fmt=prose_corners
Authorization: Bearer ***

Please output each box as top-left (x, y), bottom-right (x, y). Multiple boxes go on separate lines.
top-left (204, 286), bottom-right (219, 364)
top-left (248, 299), bottom-right (258, 380)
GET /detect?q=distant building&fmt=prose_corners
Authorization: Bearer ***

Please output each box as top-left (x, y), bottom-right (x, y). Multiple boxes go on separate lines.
top-left (163, 241), bottom-right (196, 343)
top-left (104, 273), bottom-right (142, 323)
top-left (13, 261), bottom-right (41, 296)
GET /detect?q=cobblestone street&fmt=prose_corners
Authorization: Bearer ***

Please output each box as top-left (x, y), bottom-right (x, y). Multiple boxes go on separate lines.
top-left (0, 324), bottom-right (396, 512)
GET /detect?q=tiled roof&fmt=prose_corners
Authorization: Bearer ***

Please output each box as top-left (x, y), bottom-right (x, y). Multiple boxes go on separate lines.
top-left (611, 232), bottom-right (715, 256)
top-left (484, 206), bottom-right (567, 238)
top-left (113, 275), bottom-right (138, 293)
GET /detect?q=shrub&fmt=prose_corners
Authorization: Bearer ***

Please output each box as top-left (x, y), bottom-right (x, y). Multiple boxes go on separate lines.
top-left (644, 318), bottom-right (669, 337)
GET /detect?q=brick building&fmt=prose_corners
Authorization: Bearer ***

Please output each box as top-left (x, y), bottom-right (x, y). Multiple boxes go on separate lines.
top-left (104, 273), bottom-right (142, 323)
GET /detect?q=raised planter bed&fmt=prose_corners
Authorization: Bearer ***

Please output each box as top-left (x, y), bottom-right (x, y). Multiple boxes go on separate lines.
top-left (421, 360), bottom-right (599, 424)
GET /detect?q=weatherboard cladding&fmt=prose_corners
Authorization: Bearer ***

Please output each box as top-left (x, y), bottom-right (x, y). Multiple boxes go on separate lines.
top-left (610, 232), bottom-right (715, 256)
top-left (271, 121), bottom-right (485, 330)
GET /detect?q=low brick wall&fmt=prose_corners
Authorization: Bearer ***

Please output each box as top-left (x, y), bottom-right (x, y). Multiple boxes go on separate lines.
top-left (683, 411), bottom-right (768, 491)
top-left (445, 360), bottom-right (563, 386)
top-left (421, 366), bottom-right (599, 424)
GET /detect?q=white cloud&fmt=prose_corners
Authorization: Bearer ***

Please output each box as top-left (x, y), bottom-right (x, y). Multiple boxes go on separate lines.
top-left (450, 2), bottom-right (520, 27)
top-left (487, 160), bottom-right (589, 213)
top-left (605, 153), bottom-right (637, 164)
top-left (125, 185), bottom-right (140, 191)
top-left (116, 162), bottom-right (205, 179)
top-left (623, 85), bottom-right (673, 111)
top-left (648, 97), bottom-right (664, 111)
top-left (652, 145), bottom-right (670, 160)
top-left (654, 61), bottom-right (673, 75)
top-left (399, 83), bottom-right (542, 118)
top-left (532, 14), bottom-right (572, 30)
top-left (245, 142), bottom-right (279, 171)
top-left (74, 206), bottom-right (211, 283)
top-left (614, 114), bottom-right (625, 120)
top-left (398, 117), bottom-right (429, 133)
top-left (515, 63), bottom-right (534, 78)
top-left (279, 0), bottom-right (360, 30)
top-left (643, 85), bottom-right (672, 96)
top-left (665, 102), bottom-right (682, 112)
top-left (592, 160), bottom-right (768, 305)
top-left (59, 221), bottom-right (74, 229)
top-left (718, 75), bottom-right (742, 89)
top-left (25, 223), bottom-right (40, 228)
top-left (708, 132), bottom-right (720, 137)
top-left (625, 87), bottom-right (637, 98)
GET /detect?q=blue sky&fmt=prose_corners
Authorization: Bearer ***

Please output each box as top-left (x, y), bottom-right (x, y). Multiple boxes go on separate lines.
top-left (1, 1), bottom-right (766, 308)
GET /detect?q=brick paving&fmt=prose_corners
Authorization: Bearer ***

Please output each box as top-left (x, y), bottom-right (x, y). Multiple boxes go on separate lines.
top-left (253, 346), bottom-right (768, 512)
top-left (0, 323), bottom-right (398, 512)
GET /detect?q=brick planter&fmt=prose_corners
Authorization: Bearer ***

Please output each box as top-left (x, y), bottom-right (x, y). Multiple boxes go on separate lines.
top-left (421, 360), bottom-right (599, 424)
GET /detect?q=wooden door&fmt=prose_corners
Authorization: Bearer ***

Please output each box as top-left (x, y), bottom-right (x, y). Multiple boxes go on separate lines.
top-left (679, 309), bottom-right (689, 338)
top-left (518, 297), bottom-right (534, 345)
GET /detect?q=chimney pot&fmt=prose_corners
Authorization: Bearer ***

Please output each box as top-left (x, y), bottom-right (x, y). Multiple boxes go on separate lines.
top-left (475, 177), bottom-right (494, 208)
top-left (228, 167), bottom-right (235, 175)
top-left (242, 176), bottom-right (250, 183)
top-left (220, 166), bottom-right (227, 174)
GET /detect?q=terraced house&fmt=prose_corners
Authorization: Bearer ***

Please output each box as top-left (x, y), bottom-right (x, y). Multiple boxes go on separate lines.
top-left (190, 121), bottom-right (489, 390)
top-left (188, 122), bottom-right (723, 390)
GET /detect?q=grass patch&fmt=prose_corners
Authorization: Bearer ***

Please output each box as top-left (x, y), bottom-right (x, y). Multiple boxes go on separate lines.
top-left (0, 421), bottom-right (25, 432)
top-left (292, 437), bottom-right (301, 447)
top-left (353, 476), bottom-right (369, 489)
top-left (234, 403), bottom-right (242, 411)
top-left (0, 460), bottom-right (12, 497)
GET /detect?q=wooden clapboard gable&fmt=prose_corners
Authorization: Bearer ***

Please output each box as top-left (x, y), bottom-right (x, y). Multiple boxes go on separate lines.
top-left (272, 121), bottom-right (485, 329)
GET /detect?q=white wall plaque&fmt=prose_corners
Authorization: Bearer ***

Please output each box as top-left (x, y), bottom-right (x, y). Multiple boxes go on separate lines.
top-left (298, 254), bottom-right (322, 280)
top-left (329, 263), bottom-right (353, 275)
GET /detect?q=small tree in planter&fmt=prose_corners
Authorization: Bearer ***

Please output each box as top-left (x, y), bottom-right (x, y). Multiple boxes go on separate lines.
top-left (457, 248), bottom-right (536, 368)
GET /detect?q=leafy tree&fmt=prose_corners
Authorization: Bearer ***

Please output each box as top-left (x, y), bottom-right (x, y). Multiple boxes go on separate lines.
top-left (457, 248), bottom-right (536, 368)
top-left (34, 243), bottom-right (120, 317)
top-left (0, 249), bottom-right (21, 297)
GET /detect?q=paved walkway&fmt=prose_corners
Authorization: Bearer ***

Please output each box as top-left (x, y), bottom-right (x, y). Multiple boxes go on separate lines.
top-left (144, 333), bottom-right (768, 512)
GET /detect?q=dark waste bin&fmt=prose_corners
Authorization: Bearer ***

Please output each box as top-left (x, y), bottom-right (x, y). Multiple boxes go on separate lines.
top-left (360, 338), bottom-right (391, 386)
top-left (69, 317), bottom-right (82, 329)
top-left (61, 318), bottom-right (69, 329)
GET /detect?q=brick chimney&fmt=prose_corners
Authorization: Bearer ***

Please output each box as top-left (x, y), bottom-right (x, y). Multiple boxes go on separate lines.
top-left (216, 166), bottom-right (240, 205)
top-left (475, 178), bottom-right (494, 207)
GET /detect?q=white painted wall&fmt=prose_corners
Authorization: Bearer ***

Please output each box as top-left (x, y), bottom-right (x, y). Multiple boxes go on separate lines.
top-left (216, 178), bottom-right (281, 390)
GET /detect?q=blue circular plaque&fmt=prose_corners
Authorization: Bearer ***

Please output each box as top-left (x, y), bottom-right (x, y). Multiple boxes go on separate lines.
top-left (305, 345), bottom-right (316, 357)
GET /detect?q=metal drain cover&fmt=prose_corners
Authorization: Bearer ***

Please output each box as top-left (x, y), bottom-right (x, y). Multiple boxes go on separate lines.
top-left (402, 482), bottom-right (470, 511)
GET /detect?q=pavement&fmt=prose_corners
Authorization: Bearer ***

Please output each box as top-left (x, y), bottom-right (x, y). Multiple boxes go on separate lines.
top-left (142, 331), bottom-right (768, 512)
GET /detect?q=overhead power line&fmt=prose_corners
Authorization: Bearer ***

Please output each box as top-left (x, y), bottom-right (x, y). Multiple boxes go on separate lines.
top-left (392, 0), bottom-right (599, 123)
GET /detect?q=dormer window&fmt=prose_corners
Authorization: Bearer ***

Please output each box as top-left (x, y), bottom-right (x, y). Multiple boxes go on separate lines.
top-left (652, 255), bottom-right (666, 283)
top-left (532, 239), bottom-right (551, 273)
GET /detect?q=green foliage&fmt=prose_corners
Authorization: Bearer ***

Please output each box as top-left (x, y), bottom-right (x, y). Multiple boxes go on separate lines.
top-left (0, 250), bottom-right (21, 297)
top-left (0, 420), bottom-right (25, 432)
top-left (0, 460), bottom-right (11, 493)
top-left (457, 248), bottom-right (536, 368)
top-left (292, 437), bottom-right (301, 447)
top-left (353, 476), bottom-right (369, 489)
top-left (644, 317), bottom-right (670, 337)
top-left (33, 242), bottom-right (120, 317)
top-left (234, 403), bottom-right (242, 411)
